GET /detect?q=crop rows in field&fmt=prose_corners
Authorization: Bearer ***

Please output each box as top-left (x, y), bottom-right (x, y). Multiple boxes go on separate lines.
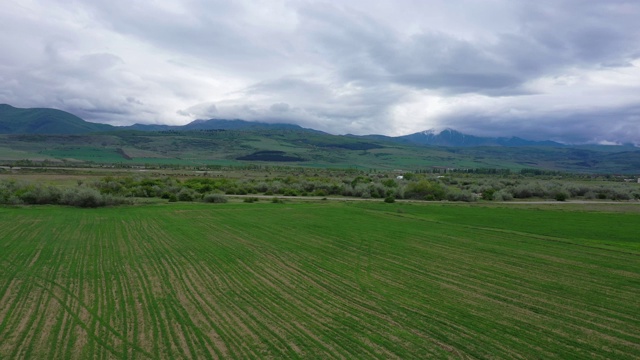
top-left (0, 202), bottom-right (639, 359)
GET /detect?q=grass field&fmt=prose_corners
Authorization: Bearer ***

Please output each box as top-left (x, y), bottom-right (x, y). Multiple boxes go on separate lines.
top-left (1, 201), bottom-right (639, 359)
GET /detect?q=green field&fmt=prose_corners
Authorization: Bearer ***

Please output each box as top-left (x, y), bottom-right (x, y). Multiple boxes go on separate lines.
top-left (1, 201), bottom-right (639, 359)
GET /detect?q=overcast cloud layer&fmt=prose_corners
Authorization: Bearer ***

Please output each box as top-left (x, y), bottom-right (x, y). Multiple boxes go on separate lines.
top-left (2, 0), bottom-right (640, 144)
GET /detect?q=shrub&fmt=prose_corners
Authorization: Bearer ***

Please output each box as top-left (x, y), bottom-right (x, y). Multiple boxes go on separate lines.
top-left (382, 179), bottom-right (397, 187)
top-left (177, 188), bottom-right (195, 201)
top-left (0, 180), bottom-right (128, 207)
top-left (555, 192), bottom-right (568, 201)
top-left (60, 188), bottom-right (105, 208)
top-left (6, 195), bottom-right (23, 205)
top-left (243, 197), bottom-right (259, 203)
top-left (283, 189), bottom-right (298, 196)
top-left (512, 183), bottom-right (541, 198)
top-left (405, 180), bottom-right (446, 200)
top-left (482, 189), bottom-right (495, 200)
top-left (62, 188), bottom-right (101, 207)
top-left (160, 192), bottom-right (173, 199)
top-left (384, 196), bottom-right (395, 203)
top-left (493, 190), bottom-right (513, 201)
top-left (368, 183), bottom-right (386, 198)
top-left (610, 190), bottom-right (631, 201)
top-left (313, 189), bottom-right (328, 197)
top-left (203, 193), bottom-right (228, 203)
top-left (19, 185), bottom-right (62, 205)
top-left (254, 182), bottom-right (269, 192)
top-left (446, 189), bottom-right (478, 202)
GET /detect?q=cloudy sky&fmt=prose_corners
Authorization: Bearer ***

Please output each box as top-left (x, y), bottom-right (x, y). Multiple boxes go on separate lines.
top-left (2, 0), bottom-right (640, 144)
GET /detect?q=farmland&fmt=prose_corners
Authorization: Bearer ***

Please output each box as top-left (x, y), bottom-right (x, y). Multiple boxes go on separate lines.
top-left (1, 201), bottom-right (639, 359)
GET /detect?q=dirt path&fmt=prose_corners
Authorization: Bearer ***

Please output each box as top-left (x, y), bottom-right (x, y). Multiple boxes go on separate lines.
top-left (227, 194), bottom-right (639, 205)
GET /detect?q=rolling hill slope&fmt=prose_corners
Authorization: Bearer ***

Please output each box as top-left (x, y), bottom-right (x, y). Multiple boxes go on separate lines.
top-left (1, 104), bottom-right (639, 173)
top-left (0, 104), bottom-right (114, 134)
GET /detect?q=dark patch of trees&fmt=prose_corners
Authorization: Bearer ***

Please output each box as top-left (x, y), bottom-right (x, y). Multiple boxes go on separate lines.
top-left (237, 151), bottom-right (305, 162)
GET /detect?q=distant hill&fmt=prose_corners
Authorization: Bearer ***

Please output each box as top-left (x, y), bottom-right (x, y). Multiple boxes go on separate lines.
top-left (1, 103), bottom-right (635, 157)
top-left (0, 104), bottom-right (114, 134)
top-left (391, 128), bottom-right (564, 147)
top-left (1, 104), bottom-right (639, 173)
top-left (0, 104), bottom-right (315, 135)
top-left (127, 118), bottom-right (309, 132)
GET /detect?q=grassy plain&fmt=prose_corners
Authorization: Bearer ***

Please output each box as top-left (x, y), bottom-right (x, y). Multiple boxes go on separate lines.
top-left (1, 201), bottom-right (639, 359)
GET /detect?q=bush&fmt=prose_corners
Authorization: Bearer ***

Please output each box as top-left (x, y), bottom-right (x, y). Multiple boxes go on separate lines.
top-left (283, 189), bottom-right (298, 196)
top-left (493, 190), bottom-right (513, 201)
top-left (6, 195), bottom-right (23, 205)
top-left (313, 189), bottom-right (327, 197)
top-left (511, 183), bottom-right (546, 198)
top-left (382, 179), bottom-right (397, 187)
top-left (61, 188), bottom-right (104, 208)
top-left (177, 188), bottom-right (196, 201)
top-left (555, 192), bottom-right (568, 201)
top-left (19, 185), bottom-right (62, 205)
top-left (60, 188), bottom-right (129, 208)
top-left (384, 196), bottom-right (395, 203)
top-left (360, 189), bottom-right (372, 199)
top-left (160, 192), bottom-right (173, 199)
top-left (610, 191), bottom-right (631, 201)
top-left (368, 183), bottom-right (386, 198)
top-left (481, 189), bottom-right (495, 200)
top-left (446, 189), bottom-right (478, 202)
top-left (405, 180), bottom-right (446, 200)
top-left (243, 197), bottom-right (259, 203)
top-left (203, 193), bottom-right (228, 203)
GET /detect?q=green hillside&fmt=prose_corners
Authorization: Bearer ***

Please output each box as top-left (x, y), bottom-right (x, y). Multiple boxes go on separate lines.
top-left (2, 129), bottom-right (640, 173)
top-left (0, 104), bottom-right (114, 134)
top-left (0, 104), bottom-right (639, 173)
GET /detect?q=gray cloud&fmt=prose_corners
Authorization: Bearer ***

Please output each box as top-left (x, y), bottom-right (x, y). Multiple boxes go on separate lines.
top-left (442, 105), bottom-right (640, 146)
top-left (270, 103), bottom-right (290, 113)
top-left (1, 0), bottom-right (639, 143)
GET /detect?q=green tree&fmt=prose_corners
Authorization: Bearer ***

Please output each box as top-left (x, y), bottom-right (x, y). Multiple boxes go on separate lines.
top-left (405, 180), bottom-right (446, 200)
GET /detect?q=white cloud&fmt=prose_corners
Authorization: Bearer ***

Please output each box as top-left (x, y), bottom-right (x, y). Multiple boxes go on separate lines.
top-left (0, 0), bottom-right (639, 143)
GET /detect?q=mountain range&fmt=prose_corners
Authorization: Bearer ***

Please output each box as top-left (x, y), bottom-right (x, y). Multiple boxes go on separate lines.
top-left (0, 104), bottom-right (574, 147)
top-left (1, 104), bottom-right (639, 173)
top-left (365, 128), bottom-right (565, 147)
